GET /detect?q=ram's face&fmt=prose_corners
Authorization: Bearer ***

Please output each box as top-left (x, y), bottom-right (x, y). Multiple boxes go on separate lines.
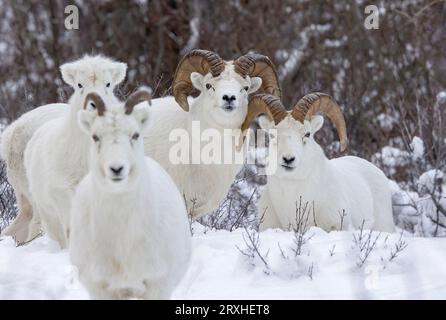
top-left (259, 115), bottom-right (324, 179)
top-left (191, 66), bottom-right (262, 128)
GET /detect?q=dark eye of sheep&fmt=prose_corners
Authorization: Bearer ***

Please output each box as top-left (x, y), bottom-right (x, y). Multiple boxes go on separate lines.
top-left (206, 83), bottom-right (212, 90)
top-left (132, 133), bottom-right (140, 140)
top-left (106, 83), bottom-right (111, 88)
top-left (90, 102), bottom-right (96, 109)
top-left (92, 134), bottom-right (100, 142)
top-left (78, 83), bottom-right (83, 89)
top-left (244, 86), bottom-right (249, 91)
top-left (304, 132), bottom-right (311, 138)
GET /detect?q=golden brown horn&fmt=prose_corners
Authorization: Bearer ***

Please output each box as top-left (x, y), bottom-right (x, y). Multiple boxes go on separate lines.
top-left (241, 94), bottom-right (287, 133)
top-left (173, 49), bottom-right (225, 112)
top-left (83, 93), bottom-right (106, 116)
top-left (234, 53), bottom-right (281, 98)
top-left (124, 89), bottom-right (152, 115)
top-left (292, 92), bottom-right (348, 151)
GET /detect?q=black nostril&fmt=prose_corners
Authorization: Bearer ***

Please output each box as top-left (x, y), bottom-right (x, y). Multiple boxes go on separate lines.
top-left (223, 95), bottom-right (236, 102)
top-left (110, 166), bottom-right (124, 176)
top-left (283, 156), bottom-right (296, 164)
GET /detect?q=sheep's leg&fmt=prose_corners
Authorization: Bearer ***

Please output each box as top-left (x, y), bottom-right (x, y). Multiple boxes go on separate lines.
top-left (56, 191), bottom-right (74, 247)
top-left (142, 279), bottom-right (170, 300)
top-left (372, 190), bottom-right (395, 233)
top-left (25, 203), bottom-right (42, 243)
top-left (85, 283), bottom-right (115, 300)
top-left (37, 205), bottom-right (67, 249)
top-left (1, 193), bottom-right (35, 245)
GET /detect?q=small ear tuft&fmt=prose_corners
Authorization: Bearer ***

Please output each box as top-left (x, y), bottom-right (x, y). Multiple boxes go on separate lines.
top-left (257, 114), bottom-right (274, 130)
top-left (310, 115), bottom-right (324, 133)
top-left (60, 62), bottom-right (77, 88)
top-left (133, 104), bottom-right (151, 131)
top-left (77, 110), bottom-right (96, 134)
top-left (110, 62), bottom-right (128, 85)
top-left (248, 77), bottom-right (262, 94)
top-left (190, 72), bottom-right (204, 91)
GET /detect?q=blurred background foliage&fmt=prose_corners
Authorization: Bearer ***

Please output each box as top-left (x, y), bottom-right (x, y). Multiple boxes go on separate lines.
top-left (0, 0), bottom-right (445, 235)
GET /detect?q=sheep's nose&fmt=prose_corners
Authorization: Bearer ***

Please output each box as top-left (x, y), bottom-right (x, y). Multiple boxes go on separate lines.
top-left (110, 166), bottom-right (124, 176)
top-left (222, 95), bottom-right (236, 103)
top-left (282, 156), bottom-right (296, 165)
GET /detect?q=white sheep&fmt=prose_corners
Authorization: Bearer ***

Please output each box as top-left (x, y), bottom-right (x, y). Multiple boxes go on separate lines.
top-left (23, 55), bottom-right (127, 247)
top-left (143, 49), bottom-right (281, 218)
top-left (244, 93), bottom-right (395, 232)
top-left (1, 103), bottom-right (68, 243)
top-left (1, 55), bottom-right (127, 245)
top-left (70, 90), bottom-right (191, 300)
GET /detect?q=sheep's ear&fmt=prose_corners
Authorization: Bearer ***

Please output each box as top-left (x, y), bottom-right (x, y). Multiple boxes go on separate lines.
top-left (110, 62), bottom-right (127, 85)
top-left (133, 104), bottom-right (150, 131)
top-left (257, 114), bottom-right (274, 130)
top-left (191, 72), bottom-right (204, 91)
top-left (77, 110), bottom-right (96, 134)
top-left (310, 115), bottom-right (324, 133)
top-left (248, 77), bottom-right (262, 94)
top-left (60, 62), bottom-right (78, 87)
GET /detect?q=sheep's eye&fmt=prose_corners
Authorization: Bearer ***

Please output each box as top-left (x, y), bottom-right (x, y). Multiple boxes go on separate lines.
top-left (89, 102), bottom-right (96, 109)
top-left (244, 86), bottom-right (249, 91)
top-left (106, 83), bottom-right (111, 88)
top-left (304, 132), bottom-right (311, 138)
top-left (132, 133), bottom-right (140, 140)
top-left (92, 134), bottom-right (100, 142)
top-left (206, 83), bottom-right (212, 90)
top-left (78, 83), bottom-right (83, 89)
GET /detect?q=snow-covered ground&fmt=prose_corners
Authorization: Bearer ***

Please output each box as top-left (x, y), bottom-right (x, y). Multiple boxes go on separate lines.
top-left (1, 226), bottom-right (445, 300)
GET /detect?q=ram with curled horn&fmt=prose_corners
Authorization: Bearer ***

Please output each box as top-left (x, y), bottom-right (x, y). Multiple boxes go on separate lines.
top-left (247, 93), bottom-right (395, 233)
top-left (143, 49), bottom-right (281, 219)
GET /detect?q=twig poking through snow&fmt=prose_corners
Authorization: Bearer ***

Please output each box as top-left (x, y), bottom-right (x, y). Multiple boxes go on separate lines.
top-left (329, 245), bottom-right (336, 257)
top-left (353, 221), bottom-right (381, 268)
top-left (338, 209), bottom-right (347, 230)
top-left (308, 262), bottom-right (314, 280)
top-left (185, 195), bottom-right (197, 236)
top-left (236, 227), bottom-right (270, 274)
top-left (389, 231), bottom-right (408, 262)
top-left (291, 197), bottom-right (314, 257)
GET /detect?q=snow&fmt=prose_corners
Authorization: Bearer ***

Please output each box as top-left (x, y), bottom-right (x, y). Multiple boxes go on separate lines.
top-left (1, 226), bottom-right (446, 299)
top-left (377, 113), bottom-right (397, 131)
top-left (373, 146), bottom-right (409, 175)
top-left (390, 168), bottom-right (446, 237)
top-left (277, 24), bottom-right (331, 80)
top-left (437, 91), bottom-right (446, 104)
top-left (181, 17), bottom-right (200, 55)
top-left (410, 136), bottom-right (424, 161)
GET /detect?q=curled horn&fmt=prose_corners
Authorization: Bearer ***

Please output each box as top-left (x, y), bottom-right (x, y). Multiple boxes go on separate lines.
top-left (234, 53), bottom-right (281, 98)
top-left (173, 49), bottom-right (225, 112)
top-left (124, 88), bottom-right (152, 115)
top-left (83, 93), bottom-right (106, 116)
top-left (291, 92), bottom-right (348, 151)
top-left (241, 94), bottom-right (288, 133)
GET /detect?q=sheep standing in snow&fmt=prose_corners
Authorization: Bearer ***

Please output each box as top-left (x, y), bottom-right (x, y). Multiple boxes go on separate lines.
top-left (0, 55), bottom-right (127, 245)
top-left (23, 55), bottom-right (127, 247)
top-left (144, 49), bottom-right (281, 218)
top-left (244, 93), bottom-right (395, 232)
top-left (70, 90), bottom-right (191, 300)
top-left (1, 104), bottom-right (68, 243)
